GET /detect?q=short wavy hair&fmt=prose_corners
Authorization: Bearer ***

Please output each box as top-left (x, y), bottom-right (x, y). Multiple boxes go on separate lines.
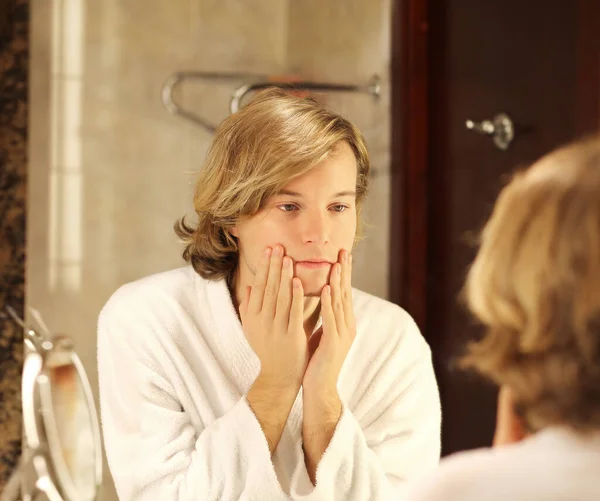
top-left (175, 88), bottom-right (370, 281)
top-left (461, 134), bottom-right (600, 434)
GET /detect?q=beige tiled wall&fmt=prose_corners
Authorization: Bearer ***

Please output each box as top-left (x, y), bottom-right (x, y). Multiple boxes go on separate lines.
top-left (27, 1), bottom-right (391, 499)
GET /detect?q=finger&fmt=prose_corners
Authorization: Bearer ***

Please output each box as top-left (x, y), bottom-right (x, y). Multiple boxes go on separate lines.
top-left (321, 285), bottom-right (338, 339)
top-left (342, 252), bottom-right (355, 332)
top-left (262, 245), bottom-right (284, 316)
top-left (340, 250), bottom-right (352, 295)
top-left (274, 256), bottom-right (294, 327)
top-left (239, 285), bottom-right (252, 321)
top-left (248, 247), bottom-right (272, 313)
top-left (289, 277), bottom-right (304, 333)
top-left (330, 262), bottom-right (345, 335)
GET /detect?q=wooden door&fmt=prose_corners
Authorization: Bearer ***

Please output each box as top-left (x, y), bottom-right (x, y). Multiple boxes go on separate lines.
top-left (391, 0), bottom-right (600, 456)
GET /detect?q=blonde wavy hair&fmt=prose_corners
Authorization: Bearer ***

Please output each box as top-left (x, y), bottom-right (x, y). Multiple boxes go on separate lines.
top-left (175, 88), bottom-right (370, 281)
top-left (461, 134), bottom-right (600, 434)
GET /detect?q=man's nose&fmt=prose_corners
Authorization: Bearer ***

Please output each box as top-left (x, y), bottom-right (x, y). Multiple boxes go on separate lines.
top-left (300, 211), bottom-right (330, 245)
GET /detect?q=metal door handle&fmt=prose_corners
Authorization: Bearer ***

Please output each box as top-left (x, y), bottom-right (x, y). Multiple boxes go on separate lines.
top-left (466, 112), bottom-right (515, 150)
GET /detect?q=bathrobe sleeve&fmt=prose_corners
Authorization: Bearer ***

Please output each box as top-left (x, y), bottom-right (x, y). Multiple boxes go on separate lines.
top-left (97, 305), bottom-right (288, 501)
top-left (289, 314), bottom-right (442, 500)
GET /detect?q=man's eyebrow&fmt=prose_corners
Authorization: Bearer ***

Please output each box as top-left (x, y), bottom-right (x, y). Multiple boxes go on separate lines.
top-left (275, 190), bottom-right (303, 197)
top-left (332, 190), bottom-right (357, 198)
top-left (275, 190), bottom-right (357, 198)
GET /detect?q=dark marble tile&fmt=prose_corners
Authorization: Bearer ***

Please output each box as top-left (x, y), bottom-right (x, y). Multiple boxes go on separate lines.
top-left (0, 0), bottom-right (28, 491)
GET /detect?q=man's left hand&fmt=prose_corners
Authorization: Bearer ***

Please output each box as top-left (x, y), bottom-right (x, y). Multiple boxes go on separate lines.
top-left (302, 249), bottom-right (356, 482)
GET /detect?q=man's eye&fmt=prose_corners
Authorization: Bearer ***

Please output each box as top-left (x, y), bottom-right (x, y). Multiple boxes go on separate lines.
top-left (331, 205), bottom-right (348, 213)
top-left (278, 204), bottom-right (298, 212)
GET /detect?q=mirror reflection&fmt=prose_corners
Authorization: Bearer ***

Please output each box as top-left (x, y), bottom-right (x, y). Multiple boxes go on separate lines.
top-left (0, 0), bottom-right (598, 500)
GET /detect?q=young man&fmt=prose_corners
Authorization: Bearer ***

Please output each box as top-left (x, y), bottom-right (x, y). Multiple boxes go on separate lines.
top-left (97, 88), bottom-right (441, 501)
top-left (404, 135), bottom-right (600, 501)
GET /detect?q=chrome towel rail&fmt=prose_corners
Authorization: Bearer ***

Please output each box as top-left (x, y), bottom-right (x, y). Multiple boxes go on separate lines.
top-left (162, 71), bottom-right (381, 133)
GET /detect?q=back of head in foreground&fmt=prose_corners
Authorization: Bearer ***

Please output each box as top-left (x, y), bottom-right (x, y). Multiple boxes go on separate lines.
top-left (404, 134), bottom-right (600, 501)
top-left (463, 134), bottom-right (600, 438)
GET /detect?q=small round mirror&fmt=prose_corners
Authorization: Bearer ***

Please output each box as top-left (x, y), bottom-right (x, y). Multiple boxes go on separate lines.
top-left (0, 307), bottom-right (102, 501)
top-left (42, 337), bottom-right (101, 500)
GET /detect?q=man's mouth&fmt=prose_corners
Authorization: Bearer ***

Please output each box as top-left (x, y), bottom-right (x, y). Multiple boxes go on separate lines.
top-left (296, 259), bottom-right (333, 269)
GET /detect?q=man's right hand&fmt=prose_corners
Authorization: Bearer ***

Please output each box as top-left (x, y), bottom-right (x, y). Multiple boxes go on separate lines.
top-left (240, 245), bottom-right (308, 454)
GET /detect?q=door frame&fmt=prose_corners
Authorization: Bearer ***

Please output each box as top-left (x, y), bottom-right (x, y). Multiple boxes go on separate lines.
top-left (389, 0), bottom-right (600, 334)
top-left (390, 0), bottom-right (430, 331)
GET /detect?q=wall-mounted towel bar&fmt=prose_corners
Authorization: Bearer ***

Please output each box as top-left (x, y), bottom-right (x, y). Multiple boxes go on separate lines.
top-left (161, 71), bottom-right (381, 133)
top-left (229, 75), bottom-right (381, 113)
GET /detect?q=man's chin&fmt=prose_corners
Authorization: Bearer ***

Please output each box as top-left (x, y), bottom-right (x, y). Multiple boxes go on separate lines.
top-left (295, 267), bottom-right (332, 298)
top-left (297, 275), bottom-right (327, 298)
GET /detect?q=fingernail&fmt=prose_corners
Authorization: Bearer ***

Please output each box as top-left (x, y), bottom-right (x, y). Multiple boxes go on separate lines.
top-left (342, 251), bottom-right (348, 263)
top-left (274, 245), bottom-right (282, 256)
top-left (337, 263), bottom-right (342, 276)
top-left (265, 247), bottom-right (272, 257)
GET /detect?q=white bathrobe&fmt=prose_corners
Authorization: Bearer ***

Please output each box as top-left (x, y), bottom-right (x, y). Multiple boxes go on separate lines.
top-left (403, 427), bottom-right (600, 501)
top-left (97, 266), bottom-right (441, 501)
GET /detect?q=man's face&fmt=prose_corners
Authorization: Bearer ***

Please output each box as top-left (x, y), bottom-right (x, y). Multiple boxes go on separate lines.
top-left (232, 141), bottom-right (358, 297)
